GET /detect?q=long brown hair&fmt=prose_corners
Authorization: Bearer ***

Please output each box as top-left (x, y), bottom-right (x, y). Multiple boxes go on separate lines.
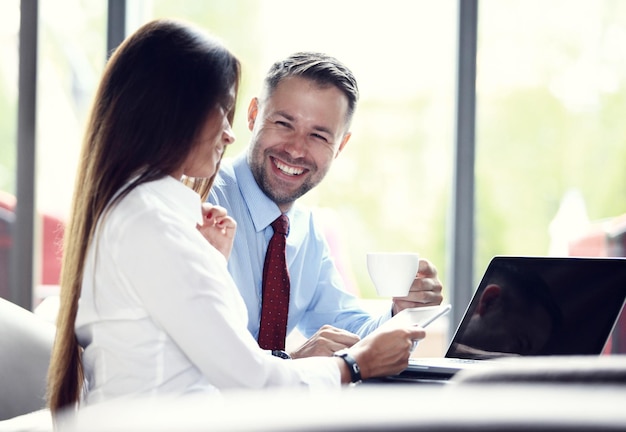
top-left (46, 19), bottom-right (240, 414)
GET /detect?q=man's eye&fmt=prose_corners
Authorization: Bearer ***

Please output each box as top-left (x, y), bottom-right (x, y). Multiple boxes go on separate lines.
top-left (275, 121), bottom-right (289, 127)
top-left (311, 133), bottom-right (328, 143)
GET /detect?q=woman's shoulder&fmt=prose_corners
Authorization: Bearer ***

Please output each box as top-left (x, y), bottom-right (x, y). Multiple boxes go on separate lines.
top-left (104, 179), bottom-right (196, 240)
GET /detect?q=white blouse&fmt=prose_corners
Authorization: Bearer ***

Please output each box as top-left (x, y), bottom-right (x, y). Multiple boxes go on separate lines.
top-left (75, 176), bottom-right (339, 405)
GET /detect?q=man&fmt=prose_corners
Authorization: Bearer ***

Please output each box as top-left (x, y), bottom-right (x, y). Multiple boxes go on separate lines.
top-left (209, 52), bottom-right (443, 358)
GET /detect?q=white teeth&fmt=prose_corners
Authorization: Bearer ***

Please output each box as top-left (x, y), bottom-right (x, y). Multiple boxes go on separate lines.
top-left (275, 159), bottom-right (303, 176)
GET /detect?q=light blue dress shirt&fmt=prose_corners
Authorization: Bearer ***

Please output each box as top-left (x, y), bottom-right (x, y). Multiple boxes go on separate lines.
top-left (209, 153), bottom-right (390, 340)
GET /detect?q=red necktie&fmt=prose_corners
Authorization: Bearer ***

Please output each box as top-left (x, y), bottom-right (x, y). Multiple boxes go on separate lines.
top-left (258, 215), bottom-right (290, 350)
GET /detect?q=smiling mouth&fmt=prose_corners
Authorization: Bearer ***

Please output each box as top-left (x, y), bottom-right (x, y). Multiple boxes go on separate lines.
top-left (273, 157), bottom-right (304, 176)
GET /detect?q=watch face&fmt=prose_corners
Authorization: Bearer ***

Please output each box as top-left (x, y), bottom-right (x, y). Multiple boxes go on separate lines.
top-left (271, 350), bottom-right (291, 359)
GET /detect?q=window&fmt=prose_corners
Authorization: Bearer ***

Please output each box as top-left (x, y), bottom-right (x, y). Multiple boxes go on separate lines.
top-left (475, 0), bottom-right (626, 278)
top-left (0, 0), bottom-right (107, 305)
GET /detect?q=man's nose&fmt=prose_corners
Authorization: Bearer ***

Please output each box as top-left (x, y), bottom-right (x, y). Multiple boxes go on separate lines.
top-left (283, 133), bottom-right (306, 157)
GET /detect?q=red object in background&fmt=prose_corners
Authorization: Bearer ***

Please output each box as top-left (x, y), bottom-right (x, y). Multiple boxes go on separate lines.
top-left (567, 224), bottom-right (608, 257)
top-left (0, 191), bottom-right (65, 300)
top-left (40, 213), bottom-right (64, 285)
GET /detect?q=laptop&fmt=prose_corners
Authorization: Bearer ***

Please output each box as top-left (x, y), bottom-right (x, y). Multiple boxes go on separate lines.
top-left (394, 256), bottom-right (626, 381)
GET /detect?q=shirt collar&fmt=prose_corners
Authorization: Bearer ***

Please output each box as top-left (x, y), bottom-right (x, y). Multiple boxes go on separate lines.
top-left (232, 153), bottom-right (292, 233)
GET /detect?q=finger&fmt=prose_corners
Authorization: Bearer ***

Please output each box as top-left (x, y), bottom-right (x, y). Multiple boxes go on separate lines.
top-left (208, 205), bottom-right (229, 218)
top-left (215, 216), bottom-right (237, 230)
top-left (398, 282), bottom-right (440, 300)
top-left (393, 292), bottom-right (442, 308)
top-left (416, 291), bottom-right (444, 305)
top-left (393, 298), bottom-right (429, 309)
top-left (409, 330), bottom-right (426, 352)
top-left (328, 340), bottom-right (356, 353)
top-left (417, 258), bottom-right (437, 277)
top-left (411, 276), bottom-right (443, 293)
top-left (318, 328), bottom-right (360, 346)
top-left (408, 326), bottom-right (426, 341)
top-left (205, 210), bottom-right (228, 223)
top-left (200, 202), bottom-right (215, 214)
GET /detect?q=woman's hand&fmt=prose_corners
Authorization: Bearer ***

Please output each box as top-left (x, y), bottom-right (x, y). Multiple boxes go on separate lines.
top-left (197, 203), bottom-right (237, 259)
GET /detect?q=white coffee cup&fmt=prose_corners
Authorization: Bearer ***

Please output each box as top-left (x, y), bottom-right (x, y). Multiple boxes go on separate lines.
top-left (366, 252), bottom-right (420, 297)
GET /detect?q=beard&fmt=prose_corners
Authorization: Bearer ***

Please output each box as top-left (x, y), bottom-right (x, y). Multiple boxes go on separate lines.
top-left (248, 147), bottom-right (328, 207)
top-left (257, 172), bottom-right (314, 207)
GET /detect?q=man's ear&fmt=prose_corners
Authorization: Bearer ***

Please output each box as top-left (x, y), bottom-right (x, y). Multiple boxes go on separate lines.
top-left (476, 284), bottom-right (502, 316)
top-left (247, 97), bottom-right (259, 132)
top-left (335, 132), bottom-right (352, 158)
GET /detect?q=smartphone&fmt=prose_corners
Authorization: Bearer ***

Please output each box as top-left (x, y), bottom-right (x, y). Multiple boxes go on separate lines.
top-left (418, 303), bottom-right (451, 328)
top-left (386, 303), bottom-right (452, 330)
top-left (405, 304), bottom-right (452, 352)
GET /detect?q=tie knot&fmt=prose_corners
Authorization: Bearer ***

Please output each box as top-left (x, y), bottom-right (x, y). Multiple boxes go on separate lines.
top-left (271, 214), bottom-right (289, 236)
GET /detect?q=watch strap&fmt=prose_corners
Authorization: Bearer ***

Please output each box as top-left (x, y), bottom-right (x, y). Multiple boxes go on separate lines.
top-left (271, 350), bottom-right (292, 359)
top-left (333, 350), bottom-right (362, 383)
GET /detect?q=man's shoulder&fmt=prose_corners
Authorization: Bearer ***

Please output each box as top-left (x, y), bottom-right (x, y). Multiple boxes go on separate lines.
top-left (290, 205), bottom-right (328, 243)
top-left (215, 157), bottom-right (237, 185)
top-left (210, 158), bottom-right (239, 202)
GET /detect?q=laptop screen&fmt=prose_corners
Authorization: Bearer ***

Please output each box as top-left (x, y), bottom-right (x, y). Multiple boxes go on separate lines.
top-left (446, 256), bottom-right (626, 359)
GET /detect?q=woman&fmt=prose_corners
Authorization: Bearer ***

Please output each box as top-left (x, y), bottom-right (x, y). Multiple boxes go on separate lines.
top-left (47, 19), bottom-right (424, 415)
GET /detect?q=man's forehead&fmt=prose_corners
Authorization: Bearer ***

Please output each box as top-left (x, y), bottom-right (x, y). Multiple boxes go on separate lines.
top-left (265, 77), bottom-right (347, 110)
top-left (266, 76), bottom-right (341, 99)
